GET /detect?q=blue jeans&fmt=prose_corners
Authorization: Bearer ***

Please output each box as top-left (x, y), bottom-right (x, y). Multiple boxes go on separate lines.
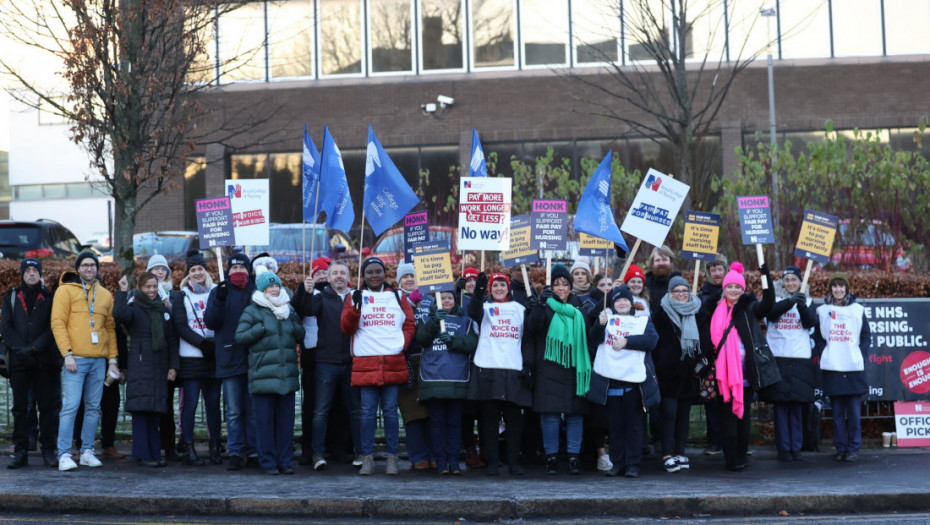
top-left (181, 378), bottom-right (221, 442)
top-left (831, 395), bottom-right (862, 454)
top-left (252, 392), bottom-right (296, 470)
top-left (57, 357), bottom-right (105, 458)
top-left (131, 411), bottom-right (161, 461)
top-left (359, 385), bottom-right (399, 455)
top-left (311, 363), bottom-right (361, 456)
top-left (540, 413), bottom-right (583, 455)
top-left (405, 418), bottom-right (432, 464)
top-left (774, 402), bottom-right (805, 453)
top-left (222, 374), bottom-right (255, 457)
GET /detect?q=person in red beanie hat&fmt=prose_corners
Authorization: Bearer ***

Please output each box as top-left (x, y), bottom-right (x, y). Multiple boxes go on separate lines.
top-left (455, 268), bottom-right (480, 310)
top-left (619, 264), bottom-right (651, 317)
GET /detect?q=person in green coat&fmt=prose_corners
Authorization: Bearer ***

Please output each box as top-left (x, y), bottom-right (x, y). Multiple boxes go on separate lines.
top-left (235, 268), bottom-right (304, 475)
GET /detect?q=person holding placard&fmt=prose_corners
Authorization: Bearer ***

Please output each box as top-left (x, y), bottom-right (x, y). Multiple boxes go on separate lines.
top-left (587, 286), bottom-right (659, 478)
top-left (761, 266), bottom-right (817, 462)
top-left (651, 276), bottom-right (707, 473)
top-left (814, 273), bottom-right (871, 462)
top-left (341, 257), bottom-right (416, 476)
top-left (455, 267), bottom-right (479, 310)
top-left (526, 265), bottom-right (592, 475)
top-left (699, 262), bottom-right (775, 472)
top-left (466, 271), bottom-right (532, 476)
top-left (416, 291), bottom-right (478, 474)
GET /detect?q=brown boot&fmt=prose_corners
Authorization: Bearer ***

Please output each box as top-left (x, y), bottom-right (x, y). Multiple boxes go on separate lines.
top-left (465, 446), bottom-right (485, 468)
top-left (102, 447), bottom-right (125, 459)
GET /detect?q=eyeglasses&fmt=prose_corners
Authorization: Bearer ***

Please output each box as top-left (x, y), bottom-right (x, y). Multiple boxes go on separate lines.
top-left (78, 263), bottom-right (97, 269)
top-left (671, 288), bottom-right (690, 295)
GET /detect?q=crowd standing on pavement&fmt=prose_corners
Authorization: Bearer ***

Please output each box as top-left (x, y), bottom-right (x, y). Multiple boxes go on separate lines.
top-left (2, 246), bottom-right (871, 477)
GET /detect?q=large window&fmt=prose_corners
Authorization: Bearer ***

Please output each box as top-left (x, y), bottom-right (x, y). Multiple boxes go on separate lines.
top-left (684, 0), bottom-right (727, 60)
top-left (831, 0), bottom-right (882, 57)
top-left (573, 0), bottom-right (619, 64)
top-left (625, 0), bottom-right (668, 63)
top-left (267, 0), bottom-right (314, 79)
top-left (320, 0), bottom-right (364, 75)
top-left (521, 0), bottom-right (568, 67)
top-left (884, 0), bottom-right (930, 55)
top-left (420, 0), bottom-right (464, 71)
top-left (218, 2), bottom-right (266, 82)
top-left (370, 0), bottom-right (414, 73)
top-left (725, 0), bottom-right (770, 60)
top-left (472, 0), bottom-right (516, 68)
top-left (779, 0), bottom-right (830, 59)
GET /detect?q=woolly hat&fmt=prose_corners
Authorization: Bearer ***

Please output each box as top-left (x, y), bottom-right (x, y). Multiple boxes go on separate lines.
top-left (667, 275), bottom-right (691, 293)
top-left (397, 262), bottom-right (416, 280)
top-left (251, 253), bottom-right (278, 275)
top-left (185, 250), bottom-right (207, 274)
top-left (550, 264), bottom-right (572, 286)
top-left (722, 261), bottom-right (746, 290)
top-left (704, 253), bottom-right (730, 279)
top-left (624, 264), bottom-right (646, 283)
top-left (782, 265), bottom-right (802, 280)
top-left (463, 267), bottom-right (479, 280)
top-left (75, 250), bottom-right (99, 270)
top-left (609, 285), bottom-right (634, 306)
top-left (489, 272), bottom-right (510, 289)
top-left (255, 266), bottom-right (282, 292)
top-left (227, 252), bottom-right (251, 274)
top-left (829, 272), bottom-right (850, 290)
top-left (20, 257), bottom-right (42, 277)
top-left (360, 257), bottom-right (385, 276)
top-left (311, 257), bottom-right (331, 277)
top-left (146, 254), bottom-right (169, 273)
top-left (569, 259), bottom-right (591, 277)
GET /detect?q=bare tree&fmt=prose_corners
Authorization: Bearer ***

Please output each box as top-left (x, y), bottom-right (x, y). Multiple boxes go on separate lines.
top-left (563, 0), bottom-right (770, 210)
top-left (0, 0), bottom-right (279, 271)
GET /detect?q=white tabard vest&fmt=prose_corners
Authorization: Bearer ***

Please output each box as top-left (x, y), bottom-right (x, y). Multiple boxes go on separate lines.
top-left (593, 315), bottom-right (649, 382)
top-left (766, 301), bottom-right (813, 359)
top-left (302, 289), bottom-right (320, 349)
top-left (474, 301), bottom-right (525, 371)
top-left (352, 290), bottom-right (406, 357)
top-left (817, 302), bottom-right (866, 372)
top-left (179, 286), bottom-right (215, 358)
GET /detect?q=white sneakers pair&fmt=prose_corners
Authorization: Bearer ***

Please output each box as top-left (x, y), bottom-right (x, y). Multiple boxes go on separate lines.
top-left (663, 455), bottom-right (690, 472)
top-left (596, 453), bottom-right (613, 472)
top-left (58, 450), bottom-right (102, 471)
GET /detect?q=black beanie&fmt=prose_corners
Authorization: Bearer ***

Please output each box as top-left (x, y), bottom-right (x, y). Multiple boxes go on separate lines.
top-left (360, 257), bottom-right (385, 277)
top-left (783, 266), bottom-right (802, 280)
top-left (227, 252), bottom-right (251, 274)
top-left (609, 285), bottom-right (635, 307)
top-left (20, 257), bottom-right (42, 277)
top-left (186, 250), bottom-right (207, 274)
top-left (550, 264), bottom-right (572, 286)
top-left (75, 250), bottom-right (99, 270)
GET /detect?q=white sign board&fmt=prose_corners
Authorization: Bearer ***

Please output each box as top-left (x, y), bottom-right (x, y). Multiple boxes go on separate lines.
top-left (620, 168), bottom-right (690, 245)
top-left (457, 176), bottom-right (512, 251)
top-left (224, 179), bottom-right (270, 246)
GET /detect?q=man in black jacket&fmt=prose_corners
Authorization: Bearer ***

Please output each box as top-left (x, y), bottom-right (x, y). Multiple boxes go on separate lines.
top-left (2, 258), bottom-right (60, 469)
top-left (697, 253), bottom-right (729, 304)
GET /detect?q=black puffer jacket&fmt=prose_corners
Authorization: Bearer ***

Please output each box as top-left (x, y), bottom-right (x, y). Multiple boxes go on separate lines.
top-left (526, 294), bottom-right (590, 415)
top-left (651, 303), bottom-right (710, 399)
top-left (760, 298), bottom-right (818, 403)
top-left (1, 284), bottom-right (59, 370)
top-left (293, 284), bottom-right (353, 365)
top-left (114, 291), bottom-right (180, 414)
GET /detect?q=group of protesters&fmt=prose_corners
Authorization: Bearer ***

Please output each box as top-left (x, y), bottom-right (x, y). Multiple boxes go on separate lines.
top-left (3, 245), bottom-right (869, 477)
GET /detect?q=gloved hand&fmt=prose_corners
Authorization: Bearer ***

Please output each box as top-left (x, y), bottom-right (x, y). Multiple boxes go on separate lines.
top-left (199, 338), bottom-right (216, 360)
top-left (438, 331), bottom-right (452, 344)
top-left (759, 263), bottom-right (770, 278)
top-left (791, 292), bottom-right (808, 306)
top-left (588, 287), bottom-right (604, 305)
top-left (352, 290), bottom-right (363, 310)
top-left (539, 286), bottom-right (553, 301)
top-left (455, 277), bottom-right (467, 294)
top-left (408, 289), bottom-right (423, 303)
top-left (436, 309), bottom-right (447, 321)
top-left (314, 280), bottom-right (327, 291)
top-left (521, 367), bottom-right (535, 389)
top-left (215, 281), bottom-right (228, 302)
top-left (475, 272), bottom-right (488, 295)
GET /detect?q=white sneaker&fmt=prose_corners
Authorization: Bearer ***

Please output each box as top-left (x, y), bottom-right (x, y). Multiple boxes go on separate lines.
top-left (675, 455), bottom-right (690, 470)
top-left (663, 456), bottom-right (680, 473)
top-left (59, 455), bottom-right (78, 471)
top-left (79, 450), bottom-right (102, 468)
top-left (596, 454), bottom-right (613, 472)
top-left (352, 455), bottom-right (364, 468)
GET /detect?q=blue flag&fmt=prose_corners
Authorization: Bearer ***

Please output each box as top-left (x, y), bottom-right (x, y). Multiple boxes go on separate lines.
top-left (573, 151), bottom-right (629, 252)
top-left (319, 126), bottom-right (355, 233)
top-left (363, 125), bottom-right (420, 236)
top-left (469, 129), bottom-right (487, 177)
top-left (301, 123), bottom-right (322, 222)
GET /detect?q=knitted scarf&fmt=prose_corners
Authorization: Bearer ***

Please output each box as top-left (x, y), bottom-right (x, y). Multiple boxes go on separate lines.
top-left (710, 299), bottom-right (743, 418)
top-left (544, 298), bottom-right (591, 396)
top-left (252, 290), bottom-right (292, 320)
top-left (571, 281), bottom-right (591, 296)
top-left (134, 289), bottom-right (166, 352)
top-left (659, 293), bottom-right (702, 360)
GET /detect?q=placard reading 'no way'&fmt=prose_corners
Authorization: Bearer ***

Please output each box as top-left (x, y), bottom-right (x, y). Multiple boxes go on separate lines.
top-left (458, 177), bottom-right (512, 251)
top-left (620, 169), bottom-right (690, 245)
top-left (794, 209), bottom-right (839, 264)
top-left (403, 212), bottom-right (429, 263)
top-left (412, 239), bottom-right (454, 294)
top-left (681, 211), bottom-right (720, 261)
top-left (501, 215), bottom-right (539, 266)
top-left (737, 195), bottom-right (776, 245)
top-left (196, 197), bottom-right (236, 249)
top-left (531, 200), bottom-right (568, 251)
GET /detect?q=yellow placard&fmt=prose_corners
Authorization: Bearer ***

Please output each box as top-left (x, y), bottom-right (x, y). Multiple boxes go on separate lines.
top-left (501, 215), bottom-right (538, 266)
top-left (412, 241), bottom-right (454, 293)
top-left (795, 212), bottom-right (838, 264)
top-left (579, 233), bottom-right (611, 251)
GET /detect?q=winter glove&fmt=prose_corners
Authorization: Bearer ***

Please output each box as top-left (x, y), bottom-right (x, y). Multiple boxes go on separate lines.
top-left (455, 277), bottom-right (467, 294)
top-left (438, 331), bottom-right (453, 344)
top-left (408, 289), bottom-right (423, 304)
top-left (435, 309), bottom-right (447, 321)
top-left (539, 286), bottom-right (554, 302)
top-left (759, 263), bottom-right (770, 278)
top-left (587, 287), bottom-right (604, 305)
top-left (475, 272), bottom-right (488, 296)
top-left (352, 290), bottom-right (363, 310)
top-left (792, 292), bottom-right (808, 307)
top-left (521, 367), bottom-right (535, 390)
top-left (214, 281), bottom-right (228, 302)
top-left (314, 280), bottom-right (328, 291)
top-left (199, 338), bottom-right (216, 360)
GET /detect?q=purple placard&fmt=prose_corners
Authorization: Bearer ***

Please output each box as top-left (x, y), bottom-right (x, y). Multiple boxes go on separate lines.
top-left (531, 200), bottom-right (568, 251)
top-left (403, 212), bottom-right (429, 263)
top-left (196, 197), bottom-right (236, 249)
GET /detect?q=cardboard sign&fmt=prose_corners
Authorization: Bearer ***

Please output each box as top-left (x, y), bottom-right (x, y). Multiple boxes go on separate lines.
top-left (620, 168), bottom-right (690, 245)
top-left (224, 179), bottom-right (270, 246)
top-left (578, 233), bottom-right (612, 257)
top-left (893, 401), bottom-right (930, 446)
top-left (403, 212), bottom-right (429, 264)
top-left (501, 215), bottom-right (539, 266)
top-left (531, 199), bottom-right (568, 251)
top-left (794, 209), bottom-right (839, 264)
top-left (681, 211), bottom-right (720, 261)
top-left (737, 195), bottom-right (776, 245)
top-left (412, 239), bottom-right (454, 294)
top-left (457, 176), bottom-right (512, 251)
top-left (196, 197), bottom-right (236, 249)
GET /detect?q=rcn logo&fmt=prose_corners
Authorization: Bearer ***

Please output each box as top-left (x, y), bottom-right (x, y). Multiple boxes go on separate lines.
top-left (609, 318), bottom-right (620, 326)
top-left (227, 184), bottom-right (242, 198)
top-left (464, 180), bottom-right (472, 188)
top-left (830, 310), bottom-right (837, 319)
top-left (365, 296), bottom-right (376, 304)
top-left (644, 174), bottom-right (662, 191)
top-left (488, 306), bottom-right (500, 317)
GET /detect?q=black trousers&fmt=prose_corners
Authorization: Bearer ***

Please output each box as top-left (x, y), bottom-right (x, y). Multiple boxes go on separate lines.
top-left (718, 386), bottom-right (753, 469)
top-left (479, 400), bottom-right (523, 466)
top-left (606, 389), bottom-right (644, 469)
top-left (9, 366), bottom-right (61, 452)
top-left (660, 396), bottom-right (693, 457)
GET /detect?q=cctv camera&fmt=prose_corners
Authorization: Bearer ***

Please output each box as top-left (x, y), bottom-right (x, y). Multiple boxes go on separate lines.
top-left (437, 95), bottom-right (454, 106)
top-left (421, 103), bottom-right (437, 113)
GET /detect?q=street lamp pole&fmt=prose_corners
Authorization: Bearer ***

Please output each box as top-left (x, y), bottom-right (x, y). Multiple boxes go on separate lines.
top-left (762, 6), bottom-right (778, 267)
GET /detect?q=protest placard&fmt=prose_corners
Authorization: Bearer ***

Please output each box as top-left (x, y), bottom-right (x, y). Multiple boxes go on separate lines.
top-left (893, 401), bottom-right (930, 447)
top-left (795, 209), bottom-right (839, 291)
top-left (501, 215), bottom-right (538, 267)
top-left (579, 233), bottom-right (611, 256)
top-left (737, 195), bottom-right (776, 288)
top-left (403, 212), bottom-right (429, 263)
top-left (458, 177), bottom-right (512, 251)
top-left (681, 211), bottom-right (721, 290)
top-left (412, 239), bottom-right (454, 295)
top-left (531, 200), bottom-right (568, 251)
top-left (196, 197), bottom-right (236, 249)
top-left (224, 179), bottom-right (270, 246)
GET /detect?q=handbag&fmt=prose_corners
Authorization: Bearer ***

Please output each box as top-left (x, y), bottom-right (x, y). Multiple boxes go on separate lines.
top-left (699, 320), bottom-right (736, 402)
top-left (745, 312), bottom-right (782, 390)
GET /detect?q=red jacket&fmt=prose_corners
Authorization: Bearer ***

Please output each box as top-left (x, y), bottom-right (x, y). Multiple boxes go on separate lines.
top-left (340, 287), bottom-right (416, 387)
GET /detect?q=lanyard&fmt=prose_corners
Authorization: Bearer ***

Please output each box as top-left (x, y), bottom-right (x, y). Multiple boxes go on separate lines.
top-left (82, 282), bottom-right (97, 328)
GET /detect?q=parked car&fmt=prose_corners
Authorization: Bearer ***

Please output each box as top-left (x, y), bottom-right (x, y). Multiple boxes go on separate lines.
top-left (831, 220), bottom-right (911, 271)
top-left (0, 219), bottom-right (86, 259)
top-left (249, 223), bottom-right (357, 264)
top-left (134, 231), bottom-right (215, 264)
top-left (367, 226), bottom-right (460, 267)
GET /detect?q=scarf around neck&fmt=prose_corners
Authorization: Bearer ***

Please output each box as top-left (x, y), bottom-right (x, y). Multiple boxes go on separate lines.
top-left (710, 298), bottom-right (743, 418)
top-left (660, 293), bottom-right (702, 360)
top-left (188, 280), bottom-right (209, 295)
top-left (544, 298), bottom-right (591, 396)
top-left (252, 290), bottom-right (291, 320)
top-left (134, 289), bottom-right (166, 352)
top-left (571, 281), bottom-right (591, 296)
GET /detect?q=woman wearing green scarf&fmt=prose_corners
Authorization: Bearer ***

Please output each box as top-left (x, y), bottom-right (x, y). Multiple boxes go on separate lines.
top-left (526, 265), bottom-right (592, 475)
top-left (115, 272), bottom-right (179, 467)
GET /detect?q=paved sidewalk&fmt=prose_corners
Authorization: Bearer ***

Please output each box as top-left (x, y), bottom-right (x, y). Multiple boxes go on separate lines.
top-left (1, 447), bottom-right (929, 520)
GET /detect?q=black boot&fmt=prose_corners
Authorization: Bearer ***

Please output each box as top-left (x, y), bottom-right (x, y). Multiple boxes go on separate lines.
top-left (184, 442), bottom-right (205, 466)
top-left (545, 454), bottom-right (558, 475)
top-left (42, 449), bottom-right (58, 468)
top-left (226, 455), bottom-right (243, 471)
top-left (7, 450), bottom-right (27, 469)
top-left (568, 456), bottom-right (581, 475)
top-left (209, 440), bottom-right (223, 465)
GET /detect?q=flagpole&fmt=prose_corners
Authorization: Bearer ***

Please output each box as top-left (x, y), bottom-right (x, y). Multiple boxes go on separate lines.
top-left (302, 223), bottom-right (307, 278)
top-left (460, 250), bottom-right (466, 308)
top-left (357, 207), bottom-right (367, 289)
top-left (619, 238), bottom-right (643, 284)
top-left (309, 176), bottom-right (323, 277)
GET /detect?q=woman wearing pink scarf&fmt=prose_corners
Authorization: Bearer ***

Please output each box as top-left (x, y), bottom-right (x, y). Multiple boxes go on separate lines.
top-left (700, 262), bottom-right (774, 471)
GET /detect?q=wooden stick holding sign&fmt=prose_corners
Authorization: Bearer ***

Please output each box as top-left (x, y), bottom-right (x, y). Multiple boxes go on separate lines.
top-left (356, 206), bottom-right (367, 288)
top-left (545, 251), bottom-right (552, 285)
top-left (520, 264), bottom-right (531, 299)
top-left (434, 292), bottom-right (446, 332)
top-left (801, 261), bottom-right (814, 295)
top-left (693, 260), bottom-right (700, 291)
top-left (215, 248), bottom-right (225, 282)
top-left (618, 239), bottom-right (642, 285)
top-left (756, 244), bottom-right (768, 289)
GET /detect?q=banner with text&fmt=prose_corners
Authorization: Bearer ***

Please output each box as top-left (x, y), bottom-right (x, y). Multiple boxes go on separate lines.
top-left (403, 212), bottom-right (429, 263)
top-left (795, 209), bottom-right (838, 264)
top-left (737, 195), bottom-right (776, 245)
top-left (531, 200), bottom-right (568, 251)
top-left (893, 401), bottom-right (930, 446)
top-left (681, 211), bottom-right (720, 261)
top-left (458, 177), bottom-right (512, 251)
top-left (620, 168), bottom-right (690, 245)
top-left (578, 233), bottom-right (612, 257)
top-left (224, 179), bottom-right (270, 246)
top-left (413, 239), bottom-right (454, 294)
top-left (196, 197), bottom-right (236, 249)
top-left (502, 215), bottom-right (539, 266)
